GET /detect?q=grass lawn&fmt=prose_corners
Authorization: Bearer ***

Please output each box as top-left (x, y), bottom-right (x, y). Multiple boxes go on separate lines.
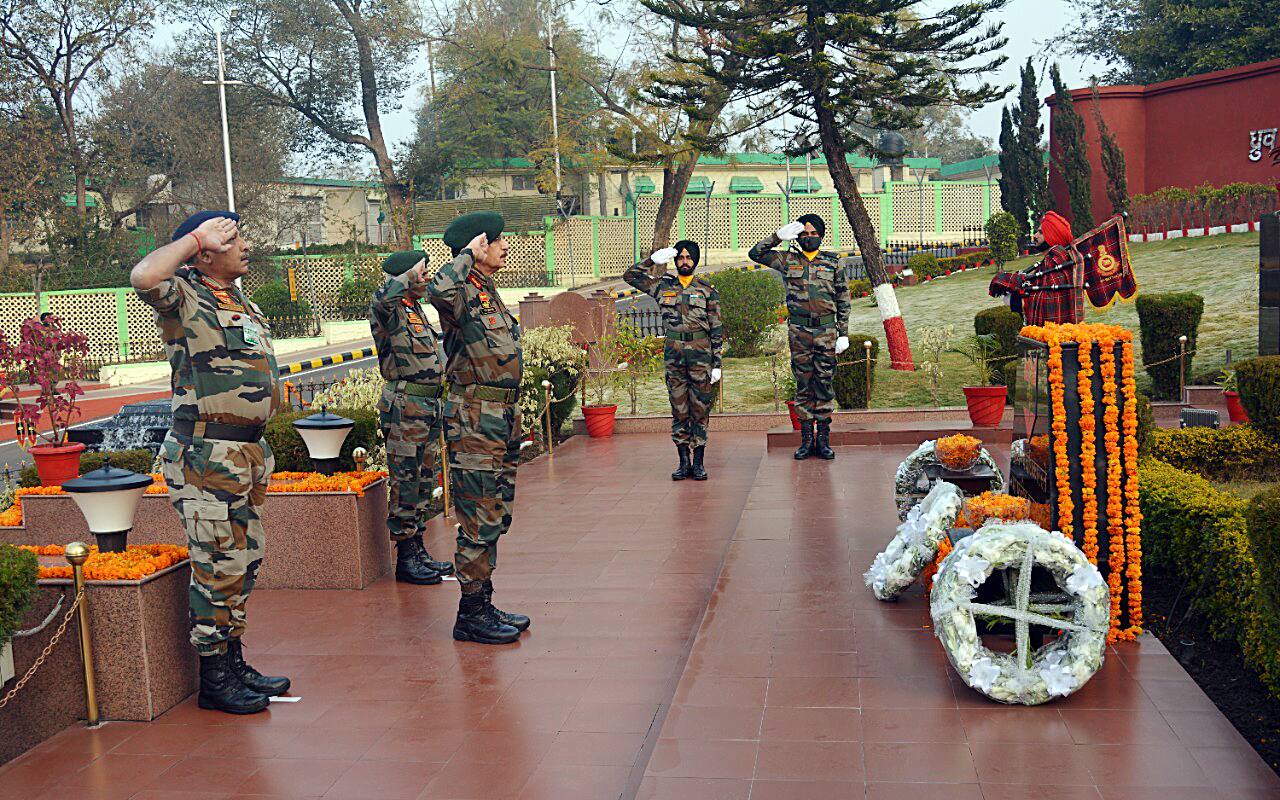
top-left (1213, 480), bottom-right (1277, 501)
top-left (606, 232), bottom-right (1260, 415)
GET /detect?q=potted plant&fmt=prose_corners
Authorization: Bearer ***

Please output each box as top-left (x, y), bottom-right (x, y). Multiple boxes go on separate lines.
top-left (0, 315), bottom-right (91, 486)
top-left (1216, 369), bottom-right (1250, 423)
top-left (949, 333), bottom-right (1007, 426)
top-left (581, 330), bottom-right (628, 438)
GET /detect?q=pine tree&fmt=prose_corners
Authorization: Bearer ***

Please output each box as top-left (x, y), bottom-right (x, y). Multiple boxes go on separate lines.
top-left (1051, 64), bottom-right (1094, 231)
top-left (637, 0), bottom-right (1009, 370)
top-left (997, 106), bottom-right (1026, 231)
top-left (1011, 59), bottom-right (1050, 222)
top-left (1089, 84), bottom-right (1129, 218)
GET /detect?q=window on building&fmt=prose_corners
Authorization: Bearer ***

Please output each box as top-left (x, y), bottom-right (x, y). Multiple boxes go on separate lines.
top-left (366, 200), bottom-right (394, 246)
top-left (277, 195), bottom-right (325, 247)
top-left (511, 174), bottom-right (538, 192)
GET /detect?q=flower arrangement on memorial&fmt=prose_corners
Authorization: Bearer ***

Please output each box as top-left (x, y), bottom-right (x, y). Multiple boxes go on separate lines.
top-left (1019, 322), bottom-right (1142, 641)
top-left (864, 481), bottom-right (964, 601)
top-left (954, 491), bottom-right (1034, 528)
top-left (893, 439), bottom-right (1005, 520)
top-left (18, 543), bottom-right (188, 581)
top-left (936, 434), bottom-right (982, 471)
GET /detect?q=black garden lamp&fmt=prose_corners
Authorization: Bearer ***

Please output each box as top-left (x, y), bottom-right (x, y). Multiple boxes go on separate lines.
top-left (292, 405), bottom-right (354, 475)
top-left (61, 457), bottom-right (154, 553)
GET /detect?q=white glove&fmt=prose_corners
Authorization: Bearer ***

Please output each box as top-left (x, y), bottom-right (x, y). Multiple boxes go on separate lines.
top-left (651, 247), bottom-right (678, 265)
top-left (835, 336), bottom-right (850, 354)
top-left (776, 221), bottom-right (805, 241)
top-left (710, 368), bottom-right (722, 384)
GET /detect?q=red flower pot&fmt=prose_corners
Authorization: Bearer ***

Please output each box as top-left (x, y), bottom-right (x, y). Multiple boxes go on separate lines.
top-left (31, 441), bottom-right (86, 487)
top-left (962, 386), bottom-right (1007, 427)
top-left (785, 400), bottom-right (801, 431)
top-left (582, 405), bottom-right (618, 438)
top-left (1224, 390), bottom-right (1250, 424)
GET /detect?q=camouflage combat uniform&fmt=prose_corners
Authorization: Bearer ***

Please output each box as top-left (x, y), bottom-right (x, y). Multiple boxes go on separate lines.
top-left (139, 269), bottom-right (281, 656)
top-left (623, 258), bottom-right (723, 447)
top-left (426, 251), bottom-right (522, 593)
top-left (749, 235), bottom-right (851, 423)
top-left (369, 269), bottom-right (445, 542)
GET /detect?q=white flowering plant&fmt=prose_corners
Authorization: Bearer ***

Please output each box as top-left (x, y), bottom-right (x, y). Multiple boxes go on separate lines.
top-left (864, 481), bottom-right (964, 601)
top-left (893, 439), bottom-right (1005, 520)
top-left (930, 522), bottom-right (1109, 705)
top-left (520, 324), bottom-right (584, 434)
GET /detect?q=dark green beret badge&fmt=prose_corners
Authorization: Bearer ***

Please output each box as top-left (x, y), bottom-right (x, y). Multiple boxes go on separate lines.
top-left (443, 211), bottom-right (505, 252)
top-left (382, 250), bottom-right (427, 276)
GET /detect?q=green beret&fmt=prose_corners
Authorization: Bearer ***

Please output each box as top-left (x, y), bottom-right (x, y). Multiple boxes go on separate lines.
top-left (383, 250), bottom-right (427, 276)
top-left (443, 211), bottom-right (505, 252)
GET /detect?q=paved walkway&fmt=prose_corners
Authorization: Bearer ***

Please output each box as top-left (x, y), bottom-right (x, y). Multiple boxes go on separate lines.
top-left (2, 434), bottom-right (1276, 800)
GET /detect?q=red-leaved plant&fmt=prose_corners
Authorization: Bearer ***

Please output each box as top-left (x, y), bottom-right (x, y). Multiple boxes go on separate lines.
top-left (0, 315), bottom-right (89, 446)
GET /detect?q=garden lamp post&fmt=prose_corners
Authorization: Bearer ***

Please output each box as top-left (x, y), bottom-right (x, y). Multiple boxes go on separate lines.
top-left (61, 457), bottom-right (153, 553)
top-left (292, 405), bottom-right (354, 475)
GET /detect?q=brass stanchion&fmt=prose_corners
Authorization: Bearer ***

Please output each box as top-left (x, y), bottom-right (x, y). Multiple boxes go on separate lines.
top-left (863, 340), bottom-right (873, 404)
top-left (1177, 334), bottom-right (1188, 402)
top-left (541, 380), bottom-right (554, 457)
top-left (439, 429), bottom-right (451, 518)
top-left (65, 542), bottom-right (98, 727)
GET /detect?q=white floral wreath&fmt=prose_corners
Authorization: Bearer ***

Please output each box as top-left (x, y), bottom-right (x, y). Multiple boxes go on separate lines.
top-left (893, 439), bottom-right (1005, 520)
top-left (930, 522), bottom-right (1110, 705)
top-left (864, 481), bottom-right (964, 601)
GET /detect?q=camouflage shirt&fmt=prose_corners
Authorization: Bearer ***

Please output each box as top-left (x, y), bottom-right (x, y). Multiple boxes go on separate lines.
top-left (369, 270), bottom-right (445, 385)
top-left (623, 258), bottom-right (724, 368)
top-left (136, 267), bottom-right (281, 427)
top-left (426, 251), bottom-right (522, 390)
top-left (749, 234), bottom-right (851, 331)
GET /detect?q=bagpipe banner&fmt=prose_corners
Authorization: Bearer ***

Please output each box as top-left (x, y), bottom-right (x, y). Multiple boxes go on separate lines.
top-left (1074, 215), bottom-right (1138, 309)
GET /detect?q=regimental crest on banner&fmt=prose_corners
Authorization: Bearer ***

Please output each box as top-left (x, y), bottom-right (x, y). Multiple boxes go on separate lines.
top-left (1075, 215), bottom-right (1138, 309)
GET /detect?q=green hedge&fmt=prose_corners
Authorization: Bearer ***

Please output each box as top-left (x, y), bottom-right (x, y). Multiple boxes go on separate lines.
top-left (1140, 458), bottom-right (1280, 697)
top-left (1135, 292), bottom-right (1204, 400)
top-left (833, 334), bottom-right (878, 409)
top-left (707, 270), bottom-right (784, 357)
top-left (265, 407), bottom-right (380, 472)
top-left (974, 306), bottom-right (1021, 386)
top-left (0, 543), bottom-right (38, 647)
top-left (906, 249), bottom-right (994, 281)
top-left (850, 278), bottom-right (871, 297)
top-left (1247, 487), bottom-right (1280, 622)
top-left (526, 367), bottom-right (579, 439)
top-left (1236, 356), bottom-right (1280, 435)
top-left (1147, 424), bottom-right (1280, 481)
top-left (19, 448), bottom-right (156, 488)
top-left (1135, 393), bottom-right (1155, 456)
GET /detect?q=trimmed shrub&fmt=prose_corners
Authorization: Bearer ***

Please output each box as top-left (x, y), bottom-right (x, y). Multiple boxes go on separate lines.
top-left (906, 252), bottom-right (938, 278)
top-left (1135, 292), bottom-right (1204, 400)
top-left (1140, 458), bottom-right (1280, 697)
top-left (974, 306), bottom-right (1021, 386)
top-left (849, 278), bottom-right (871, 297)
top-left (1001, 360), bottom-right (1019, 405)
top-left (0, 543), bottom-right (38, 647)
top-left (337, 276), bottom-right (381, 319)
top-left (1236, 356), bottom-right (1280, 435)
top-left (19, 448), bottom-right (156, 488)
top-left (1147, 425), bottom-right (1280, 482)
top-left (265, 407), bottom-right (380, 472)
top-left (252, 281), bottom-right (314, 338)
top-left (707, 270), bottom-right (784, 357)
top-left (1135, 393), bottom-right (1155, 456)
top-left (833, 333), bottom-right (879, 409)
top-left (1247, 487), bottom-right (1280, 620)
top-left (985, 211), bottom-right (1020, 267)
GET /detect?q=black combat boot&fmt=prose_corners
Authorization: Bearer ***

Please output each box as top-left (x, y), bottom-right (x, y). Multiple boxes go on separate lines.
top-left (815, 420), bottom-right (836, 460)
top-left (794, 421), bottom-right (814, 460)
top-left (671, 445), bottom-right (692, 481)
top-left (415, 535), bottom-right (455, 576)
top-left (689, 446), bottom-right (708, 481)
top-left (395, 537), bottom-right (442, 585)
top-left (483, 579), bottom-right (530, 632)
top-left (453, 590), bottom-right (520, 644)
top-left (198, 649), bottom-right (269, 714)
top-left (227, 638), bottom-right (291, 697)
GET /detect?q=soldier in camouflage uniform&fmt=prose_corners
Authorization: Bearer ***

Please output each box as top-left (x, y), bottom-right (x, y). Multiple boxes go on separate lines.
top-left (427, 211), bottom-right (530, 645)
top-left (623, 239), bottom-right (722, 481)
top-left (131, 211), bottom-right (290, 715)
top-left (749, 214), bottom-right (851, 461)
top-left (369, 250), bottom-right (456, 585)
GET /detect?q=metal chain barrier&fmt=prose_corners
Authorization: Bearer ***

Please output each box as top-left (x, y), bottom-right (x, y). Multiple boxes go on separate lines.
top-left (12, 593), bottom-right (66, 638)
top-left (0, 587), bottom-right (83, 711)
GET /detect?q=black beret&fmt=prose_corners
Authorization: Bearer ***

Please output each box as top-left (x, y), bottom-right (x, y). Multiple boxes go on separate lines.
top-left (673, 239), bottom-right (700, 266)
top-left (797, 213), bottom-right (826, 238)
top-left (172, 210), bottom-right (239, 242)
top-left (443, 211), bottom-right (505, 254)
top-left (383, 250), bottom-right (427, 276)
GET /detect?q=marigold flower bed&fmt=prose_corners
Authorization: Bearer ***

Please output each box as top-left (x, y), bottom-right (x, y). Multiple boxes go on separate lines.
top-left (18, 543), bottom-right (189, 581)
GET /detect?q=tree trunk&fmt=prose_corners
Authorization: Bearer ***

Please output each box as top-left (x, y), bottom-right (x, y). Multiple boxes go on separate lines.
top-left (349, 14), bottom-right (408, 247)
top-left (597, 171), bottom-right (608, 216)
top-left (814, 104), bottom-right (914, 370)
top-left (650, 158), bottom-right (699, 250)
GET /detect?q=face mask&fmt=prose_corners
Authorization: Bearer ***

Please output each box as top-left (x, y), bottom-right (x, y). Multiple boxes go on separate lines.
top-left (676, 262), bottom-right (696, 276)
top-left (798, 235), bottom-right (822, 252)
top-left (1033, 240), bottom-right (1051, 253)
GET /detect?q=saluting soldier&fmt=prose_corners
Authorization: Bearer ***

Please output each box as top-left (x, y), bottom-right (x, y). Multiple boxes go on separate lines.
top-left (623, 240), bottom-right (722, 481)
top-left (130, 211), bottom-right (290, 715)
top-left (369, 250), bottom-right (455, 585)
top-left (749, 214), bottom-right (851, 461)
top-left (427, 211), bottom-right (530, 645)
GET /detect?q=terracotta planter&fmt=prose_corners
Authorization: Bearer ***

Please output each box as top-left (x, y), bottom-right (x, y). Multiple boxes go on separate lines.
top-left (583, 405), bottom-right (618, 438)
top-left (1225, 390), bottom-right (1250, 424)
top-left (30, 441), bottom-right (85, 487)
top-left (962, 386), bottom-right (1007, 427)
top-left (785, 400), bottom-right (801, 430)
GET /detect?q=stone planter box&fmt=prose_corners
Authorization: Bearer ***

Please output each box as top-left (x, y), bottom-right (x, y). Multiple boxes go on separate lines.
top-left (0, 478), bottom-right (391, 589)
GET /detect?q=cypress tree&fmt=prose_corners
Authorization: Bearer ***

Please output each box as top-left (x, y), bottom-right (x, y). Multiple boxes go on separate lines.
top-left (1051, 64), bottom-right (1094, 230)
top-left (1012, 59), bottom-right (1050, 222)
top-left (997, 105), bottom-right (1026, 231)
top-left (1089, 83), bottom-right (1129, 218)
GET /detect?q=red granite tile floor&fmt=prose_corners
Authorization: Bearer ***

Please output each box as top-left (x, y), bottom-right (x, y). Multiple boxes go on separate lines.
top-left (2, 435), bottom-right (1275, 800)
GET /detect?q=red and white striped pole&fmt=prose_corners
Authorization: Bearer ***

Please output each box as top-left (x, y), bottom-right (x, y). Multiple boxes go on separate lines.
top-left (873, 282), bottom-right (913, 370)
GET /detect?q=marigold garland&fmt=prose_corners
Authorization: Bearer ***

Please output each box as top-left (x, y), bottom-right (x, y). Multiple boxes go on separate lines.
top-left (1076, 338), bottom-right (1099, 566)
top-left (923, 536), bottom-right (953, 594)
top-left (17, 543), bottom-right (189, 581)
top-left (1098, 332), bottom-right (1127, 641)
top-left (1121, 339), bottom-right (1144, 638)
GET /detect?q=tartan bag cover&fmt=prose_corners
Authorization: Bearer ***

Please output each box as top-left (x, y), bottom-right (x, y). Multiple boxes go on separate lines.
top-left (1075, 215), bottom-right (1139, 308)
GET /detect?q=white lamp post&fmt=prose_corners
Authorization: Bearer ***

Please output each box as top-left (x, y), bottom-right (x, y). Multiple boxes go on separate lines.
top-left (61, 457), bottom-right (154, 552)
top-left (292, 405), bottom-right (355, 475)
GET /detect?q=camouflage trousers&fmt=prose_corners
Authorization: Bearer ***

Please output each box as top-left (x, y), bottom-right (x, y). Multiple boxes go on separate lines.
top-left (160, 434), bottom-right (273, 656)
top-left (788, 324), bottom-right (838, 424)
top-left (379, 388), bottom-right (442, 542)
top-left (443, 390), bottom-right (522, 593)
top-left (664, 341), bottom-right (716, 447)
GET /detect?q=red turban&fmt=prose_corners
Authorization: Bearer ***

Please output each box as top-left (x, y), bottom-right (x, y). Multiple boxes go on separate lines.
top-left (1040, 211), bottom-right (1073, 248)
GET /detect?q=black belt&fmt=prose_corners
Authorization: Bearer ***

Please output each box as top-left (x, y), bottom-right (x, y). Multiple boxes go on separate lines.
top-left (454, 383), bottom-right (520, 404)
top-left (666, 330), bottom-right (709, 342)
top-left (172, 419), bottom-right (265, 443)
top-left (789, 312), bottom-right (837, 327)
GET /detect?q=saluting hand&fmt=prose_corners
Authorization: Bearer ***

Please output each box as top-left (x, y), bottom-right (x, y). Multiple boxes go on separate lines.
top-left (467, 232), bottom-right (489, 263)
top-left (409, 257), bottom-right (429, 284)
top-left (776, 221), bottom-right (805, 241)
top-left (651, 247), bottom-right (678, 266)
top-left (195, 217), bottom-right (239, 253)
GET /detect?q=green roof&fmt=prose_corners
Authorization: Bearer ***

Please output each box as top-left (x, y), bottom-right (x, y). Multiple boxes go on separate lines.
top-left (695, 153), bottom-right (941, 170)
top-left (686, 177), bottom-right (713, 195)
top-left (729, 176), bottom-right (763, 193)
top-left (279, 177), bottom-right (383, 189)
top-left (61, 193), bottom-right (98, 208)
top-left (939, 154), bottom-right (999, 178)
top-left (633, 176), bottom-right (656, 194)
top-left (789, 176), bottom-right (822, 193)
